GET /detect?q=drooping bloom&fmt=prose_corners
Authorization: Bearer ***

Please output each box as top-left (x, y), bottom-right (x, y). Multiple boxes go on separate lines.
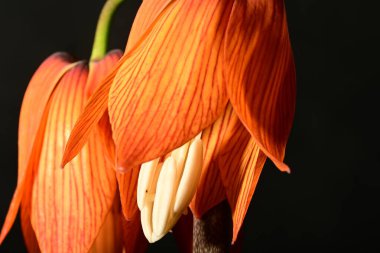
top-left (63, 0), bottom-right (296, 244)
top-left (0, 50), bottom-right (148, 253)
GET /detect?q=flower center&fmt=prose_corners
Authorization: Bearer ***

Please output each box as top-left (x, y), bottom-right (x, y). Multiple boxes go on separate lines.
top-left (136, 134), bottom-right (203, 242)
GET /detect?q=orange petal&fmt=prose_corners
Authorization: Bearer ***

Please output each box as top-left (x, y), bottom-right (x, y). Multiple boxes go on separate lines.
top-left (89, 199), bottom-right (123, 253)
top-left (215, 110), bottom-right (266, 242)
top-left (109, 0), bottom-right (233, 171)
top-left (61, 51), bottom-right (121, 167)
top-left (126, 0), bottom-right (173, 50)
top-left (30, 63), bottom-right (117, 253)
top-left (224, 0), bottom-right (296, 172)
top-left (86, 50), bottom-right (122, 165)
top-left (0, 53), bottom-right (75, 245)
top-left (62, 2), bottom-right (178, 167)
top-left (116, 167), bottom-right (140, 220)
top-left (191, 103), bottom-right (267, 242)
top-left (20, 208), bottom-right (41, 253)
top-left (189, 106), bottom-right (233, 218)
top-left (86, 50), bottom-right (123, 98)
top-left (121, 212), bottom-right (149, 253)
top-left (18, 53), bottom-right (76, 177)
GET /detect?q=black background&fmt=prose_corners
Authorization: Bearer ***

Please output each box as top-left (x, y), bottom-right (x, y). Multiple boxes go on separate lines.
top-left (1, 0), bottom-right (379, 252)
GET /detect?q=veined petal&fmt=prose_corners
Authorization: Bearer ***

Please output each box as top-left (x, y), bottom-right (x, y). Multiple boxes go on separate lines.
top-left (61, 51), bottom-right (124, 167)
top-left (0, 53), bottom-right (76, 245)
top-left (126, 0), bottom-right (173, 50)
top-left (86, 50), bottom-right (122, 166)
top-left (116, 167), bottom-right (140, 220)
top-left (224, 0), bottom-right (296, 172)
top-left (20, 208), bottom-right (40, 253)
top-left (30, 63), bottom-right (117, 253)
top-left (215, 111), bottom-right (266, 242)
top-left (61, 2), bottom-right (182, 167)
top-left (18, 53), bottom-right (76, 179)
top-left (190, 164), bottom-right (224, 220)
top-left (189, 108), bottom-right (233, 219)
top-left (109, 0), bottom-right (232, 171)
top-left (121, 212), bottom-right (149, 253)
top-left (86, 50), bottom-right (123, 98)
top-left (89, 199), bottom-right (123, 253)
top-left (190, 104), bottom-right (267, 242)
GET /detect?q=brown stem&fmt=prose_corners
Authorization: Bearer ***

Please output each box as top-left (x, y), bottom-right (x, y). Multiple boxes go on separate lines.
top-left (193, 201), bottom-right (232, 253)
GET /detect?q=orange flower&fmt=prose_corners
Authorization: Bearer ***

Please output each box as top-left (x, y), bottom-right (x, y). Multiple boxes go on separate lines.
top-left (63, 0), bottom-right (296, 244)
top-left (0, 0), bottom-right (150, 251)
top-left (0, 49), bottom-right (149, 252)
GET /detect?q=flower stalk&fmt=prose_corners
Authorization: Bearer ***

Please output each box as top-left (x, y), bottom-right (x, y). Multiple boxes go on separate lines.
top-left (193, 201), bottom-right (232, 253)
top-left (90, 0), bottom-right (124, 61)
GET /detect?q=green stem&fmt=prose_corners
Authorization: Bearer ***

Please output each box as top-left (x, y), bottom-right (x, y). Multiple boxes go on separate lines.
top-left (90, 0), bottom-right (124, 61)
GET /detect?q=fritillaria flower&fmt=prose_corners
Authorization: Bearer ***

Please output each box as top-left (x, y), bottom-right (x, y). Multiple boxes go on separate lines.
top-left (0, 0), bottom-right (148, 252)
top-left (63, 0), bottom-right (296, 246)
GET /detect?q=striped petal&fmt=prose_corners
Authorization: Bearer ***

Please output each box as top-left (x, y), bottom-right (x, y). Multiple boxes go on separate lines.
top-left (190, 104), bottom-right (267, 243)
top-left (117, 167), bottom-right (140, 220)
top-left (189, 106), bottom-right (235, 218)
top-left (61, 51), bottom-right (123, 167)
top-left (109, 0), bottom-right (232, 171)
top-left (0, 53), bottom-right (75, 245)
top-left (61, 2), bottom-right (177, 167)
top-left (30, 63), bottom-right (117, 253)
top-left (89, 199), bottom-right (123, 253)
top-left (86, 50), bottom-right (123, 98)
top-left (224, 0), bottom-right (296, 172)
top-left (121, 212), bottom-right (149, 253)
top-left (126, 0), bottom-right (173, 51)
top-left (215, 110), bottom-right (266, 242)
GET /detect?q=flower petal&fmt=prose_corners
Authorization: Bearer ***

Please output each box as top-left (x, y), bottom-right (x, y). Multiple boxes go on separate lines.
top-left (189, 107), bottom-right (235, 219)
top-left (61, 51), bottom-right (123, 168)
top-left (126, 0), bottom-right (173, 50)
top-left (20, 209), bottom-right (40, 253)
top-left (89, 199), bottom-right (123, 253)
top-left (30, 63), bottom-right (117, 253)
top-left (109, 0), bottom-right (233, 171)
top-left (215, 112), bottom-right (266, 242)
top-left (190, 160), bottom-right (226, 219)
top-left (224, 0), bottom-right (296, 172)
top-left (116, 167), bottom-right (140, 220)
top-left (86, 50), bottom-right (123, 98)
top-left (121, 212), bottom-right (149, 253)
top-left (18, 53), bottom-right (76, 177)
top-left (190, 103), bottom-right (267, 242)
top-left (0, 53), bottom-right (75, 244)
top-left (61, 2), bottom-right (179, 167)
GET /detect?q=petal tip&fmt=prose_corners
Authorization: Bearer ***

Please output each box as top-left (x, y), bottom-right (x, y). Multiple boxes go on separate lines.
top-left (275, 161), bottom-right (291, 174)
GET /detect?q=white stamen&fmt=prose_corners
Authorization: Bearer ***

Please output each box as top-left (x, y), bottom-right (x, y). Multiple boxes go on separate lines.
top-left (152, 157), bottom-right (177, 240)
top-left (173, 139), bottom-right (203, 214)
top-left (137, 159), bottom-right (159, 210)
top-left (171, 142), bottom-right (190, 183)
top-left (136, 134), bottom-right (204, 243)
top-left (141, 202), bottom-right (154, 243)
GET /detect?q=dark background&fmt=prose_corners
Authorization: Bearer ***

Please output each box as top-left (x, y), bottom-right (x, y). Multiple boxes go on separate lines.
top-left (1, 0), bottom-right (379, 252)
